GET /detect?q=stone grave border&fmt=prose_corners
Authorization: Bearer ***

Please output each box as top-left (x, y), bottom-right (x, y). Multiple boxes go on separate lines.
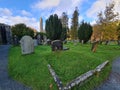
top-left (48, 60), bottom-right (109, 90)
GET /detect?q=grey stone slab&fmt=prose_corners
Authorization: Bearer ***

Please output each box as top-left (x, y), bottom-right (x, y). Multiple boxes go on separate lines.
top-left (20, 35), bottom-right (34, 55)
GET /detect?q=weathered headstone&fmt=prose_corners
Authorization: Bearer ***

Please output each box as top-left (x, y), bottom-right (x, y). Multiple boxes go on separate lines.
top-left (47, 39), bottom-right (51, 45)
top-left (37, 34), bottom-right (42, 45)
top-left (33, 39), bottom-right (38, 46)
top-left (43, 35), bottom-right (47, 45)
top-left (51, 40), bottom-right (63, 51)
top-left (20, 35), bottom-right (34, 55)
top-left (81, 40), bottom-right (84, 44)
top-left (13, 35), bottom-right (19, 45)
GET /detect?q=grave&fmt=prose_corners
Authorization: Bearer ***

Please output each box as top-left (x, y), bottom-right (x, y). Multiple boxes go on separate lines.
top-left (37, 34), bottom-right (42, 45)
top-left (13, 35), bottom-right (19, 45)
top-left (33, 39), bottom-right (38, 46)
top-left (51, 40), bottom-right (63, 51)
top-left (20, 35), bottom-right (34, 55)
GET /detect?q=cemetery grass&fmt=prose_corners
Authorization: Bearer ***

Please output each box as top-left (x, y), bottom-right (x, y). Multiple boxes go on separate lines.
top-left (8, 43), bottom-right (120, 90)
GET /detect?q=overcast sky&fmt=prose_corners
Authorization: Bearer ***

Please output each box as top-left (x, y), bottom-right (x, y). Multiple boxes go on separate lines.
top-left (0, 0), bottom-right (120, 31)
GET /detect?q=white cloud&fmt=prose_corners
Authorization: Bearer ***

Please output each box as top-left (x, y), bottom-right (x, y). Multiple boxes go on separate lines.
top-left (0, 8), bottom-right (12, 16)
top-left (86, 0), bottom-right (120, 19)
top-left (86, 0), bottom-right (120, 26)
top-left (90, 20), bottom-right (96, 25)
top-left (32, 0), bottom-right (84, 18)
top-left (21, 10), bottom-right (32, 16)
top-left (33, 0), bottom-right (60, 9)
top-left (0, 8), bottom-right (39, 31)
top-left (113, 0), bottom-right (120, 19)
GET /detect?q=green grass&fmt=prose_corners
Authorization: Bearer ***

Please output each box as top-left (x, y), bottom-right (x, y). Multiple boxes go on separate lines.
top-left (8, 43), bottom-right (120, 90)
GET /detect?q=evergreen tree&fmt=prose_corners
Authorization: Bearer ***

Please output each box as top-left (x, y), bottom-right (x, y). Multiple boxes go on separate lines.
top-left (45, 14), bottom-right (63, 40)
top-left (78, 21), bottom-right (93, 43)
top-left (61, 12), bottom-right (69, 28)
top-left (71, 7), bottom-right (79, 40)
top-left (60, 12), bottom-right (69, 40)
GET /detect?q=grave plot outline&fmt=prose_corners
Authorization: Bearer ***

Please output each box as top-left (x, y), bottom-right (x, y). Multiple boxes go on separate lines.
top-left (48, 60), bottom-right (109, 90)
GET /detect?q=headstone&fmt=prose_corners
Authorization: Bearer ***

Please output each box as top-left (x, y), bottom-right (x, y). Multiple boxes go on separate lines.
top-left (81, 40), bottom-right (84, 44)
top-left (47, 39), bottom-right (51, 45)
top-left (13, 35), bottom-right (19, 45)
top-left (33, 39), bottom-right (38, 46)
top-left (43, 35), bottom-right (47, 45)
top-left (20, 35), bottom-right (34, 55)
top-left (37, 34), bottom-right (42, 45)
top-left (51, 40), bottom-right (63, 51)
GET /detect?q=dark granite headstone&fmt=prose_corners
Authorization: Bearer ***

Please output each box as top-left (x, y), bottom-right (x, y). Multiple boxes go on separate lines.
top-left (51, 40), bottom-right (63, 51)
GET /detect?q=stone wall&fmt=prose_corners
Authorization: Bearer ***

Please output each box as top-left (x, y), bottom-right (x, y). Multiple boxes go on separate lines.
top-left (0, 23), bottom-right (12, 44)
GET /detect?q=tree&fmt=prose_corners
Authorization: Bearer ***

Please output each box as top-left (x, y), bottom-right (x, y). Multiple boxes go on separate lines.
top-left (117, 22), bottom-right (120, 45)
top-left (91, 24), bottom-right (102, 41)
top-left (61, 12), bottom-right (69, 28)
top-left (71, 7), bottom-right (79, 40)
top-left (60, 12), bottom-right (69, 40)
top-left (45, 14), bottom-right (63, 40)
top-left (97, 2), bottom-right (119, 44)
top-left (78, 21), bottom-right (93, 43)
top-left (11, 23), bottom-right (34, 40)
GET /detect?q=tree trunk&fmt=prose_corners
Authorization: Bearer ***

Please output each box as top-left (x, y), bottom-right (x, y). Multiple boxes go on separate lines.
top-left (117, 40), bottom-right (120, 45)
top-left (91, 41), bottom-right (99, 52)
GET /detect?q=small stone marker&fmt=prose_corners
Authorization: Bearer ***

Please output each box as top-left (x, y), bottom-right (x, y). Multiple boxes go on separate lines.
top-left (20, 35), bottom-right (34, 55)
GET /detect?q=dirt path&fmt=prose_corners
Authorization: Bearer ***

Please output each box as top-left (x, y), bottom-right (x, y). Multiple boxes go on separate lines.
top-left (0, 45), bottom-right (31, 90)
top-left (95, 57), bottom-right (120, 90)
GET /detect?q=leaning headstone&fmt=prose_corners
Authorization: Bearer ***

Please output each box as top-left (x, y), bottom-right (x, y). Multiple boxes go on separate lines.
top-left (20, 35), bottom-right (34, 55)
top-left (51, 40), bottom-right (63, 51)
top-left (33, 39), bottom-right (38, 46)
top-left (37, 34), bottom-right (42, 45)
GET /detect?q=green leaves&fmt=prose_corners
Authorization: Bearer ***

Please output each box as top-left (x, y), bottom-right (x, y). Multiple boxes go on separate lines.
top-left (78, 21), bottom-right (93, 43)
top-left (11, 23), bottom-right (34, 39)
top-left (45, 14), bottom-right (66, 40)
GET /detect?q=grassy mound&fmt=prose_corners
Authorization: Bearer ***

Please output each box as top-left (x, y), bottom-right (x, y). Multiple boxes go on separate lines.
top-left (8, 43), bottom-right (120, 90)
